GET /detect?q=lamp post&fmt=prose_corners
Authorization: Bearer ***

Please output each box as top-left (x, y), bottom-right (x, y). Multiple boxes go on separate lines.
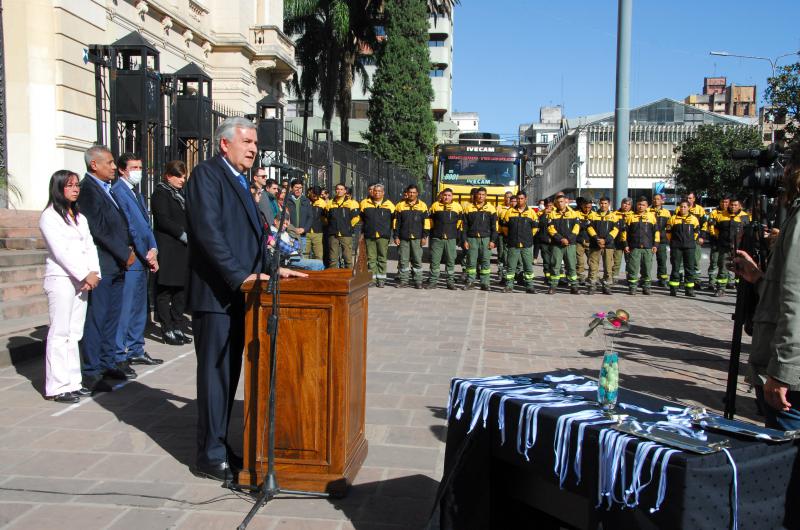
top-left (709, 50), bottom-right (800, 78)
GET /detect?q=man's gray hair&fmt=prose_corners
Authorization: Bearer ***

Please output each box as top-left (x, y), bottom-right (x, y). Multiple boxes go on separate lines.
top-left (214, 117), bottom-right (257, 153)
top-left (84, 145), bottom-right (112, 170)
top-left (373, 183), bottom-right (384, 191)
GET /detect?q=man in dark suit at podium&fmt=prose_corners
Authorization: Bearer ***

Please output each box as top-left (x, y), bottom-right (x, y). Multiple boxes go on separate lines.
top-left (185, 117), bottom-right (305, 483)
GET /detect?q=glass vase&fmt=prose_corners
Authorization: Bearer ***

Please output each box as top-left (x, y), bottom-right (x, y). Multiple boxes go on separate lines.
top-left (598, 351), bottom-right (619, 411)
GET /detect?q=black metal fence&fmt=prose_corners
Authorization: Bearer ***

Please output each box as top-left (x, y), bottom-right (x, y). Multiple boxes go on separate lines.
top-left (283, 121), bottom-right (430, 203)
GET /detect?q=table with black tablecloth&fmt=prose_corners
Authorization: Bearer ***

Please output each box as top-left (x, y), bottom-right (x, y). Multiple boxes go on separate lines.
top-left (436, 372), bottom-right (800, 530)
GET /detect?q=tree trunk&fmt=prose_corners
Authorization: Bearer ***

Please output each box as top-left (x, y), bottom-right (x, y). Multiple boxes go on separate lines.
top-left (338, 47), bottom-right (356, 144)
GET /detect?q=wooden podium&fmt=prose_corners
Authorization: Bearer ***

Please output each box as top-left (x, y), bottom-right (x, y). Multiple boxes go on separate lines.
top-left (237, 268), bottom-right (370, 496)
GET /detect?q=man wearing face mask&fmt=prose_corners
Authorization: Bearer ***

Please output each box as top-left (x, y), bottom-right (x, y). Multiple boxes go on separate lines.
top-left (111, 153), bottom-right (163, 369)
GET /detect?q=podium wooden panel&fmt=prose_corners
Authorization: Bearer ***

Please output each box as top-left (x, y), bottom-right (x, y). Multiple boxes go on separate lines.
top-left (238, 268), bottom-right (370, 496)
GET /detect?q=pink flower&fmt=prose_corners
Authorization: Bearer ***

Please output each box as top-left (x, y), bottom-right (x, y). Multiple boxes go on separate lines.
top-left (595, 312), bottom-right (606, 319)
top-left (611, 319), bottom-right (622, 328)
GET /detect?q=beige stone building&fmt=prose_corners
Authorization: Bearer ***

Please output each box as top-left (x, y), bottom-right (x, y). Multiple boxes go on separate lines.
top-left (3, 0), bottom-right (295, 211)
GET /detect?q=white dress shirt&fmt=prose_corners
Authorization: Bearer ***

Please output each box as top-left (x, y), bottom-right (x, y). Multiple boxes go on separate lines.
top-left (39, 206), bottom-right (101, 282)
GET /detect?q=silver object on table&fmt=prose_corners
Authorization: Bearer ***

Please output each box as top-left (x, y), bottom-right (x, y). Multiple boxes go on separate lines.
top-left (691, 412), bottom-right (800, 442)
top-left (613, 420), bottom-right (731, 455)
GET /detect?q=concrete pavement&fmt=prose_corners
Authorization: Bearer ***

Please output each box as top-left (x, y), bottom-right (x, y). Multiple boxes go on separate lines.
top-left (0, 261), bottom-right (756, 529)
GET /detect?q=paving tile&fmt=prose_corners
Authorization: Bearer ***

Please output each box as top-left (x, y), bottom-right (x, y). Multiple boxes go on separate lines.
top-left (0, 502), bottom-right (35, 526)
top-left (6, 450), bottom-right (99, 477)
top-left (106, 507), bottom-right (185, 529)
top-left (77, 453), bottom-right (162, 480)
top-left (363, 445), bottom-right (439, 471)
top-left (5, 504), bottom-right (120, 530)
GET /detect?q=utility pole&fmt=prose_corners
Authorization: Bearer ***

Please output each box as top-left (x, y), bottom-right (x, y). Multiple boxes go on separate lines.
top-left (613, 0), bottom-right (632, 206)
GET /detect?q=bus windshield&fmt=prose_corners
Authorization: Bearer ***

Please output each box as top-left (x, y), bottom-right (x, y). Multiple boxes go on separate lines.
top-left (440, 155), bottom-right (518, 188)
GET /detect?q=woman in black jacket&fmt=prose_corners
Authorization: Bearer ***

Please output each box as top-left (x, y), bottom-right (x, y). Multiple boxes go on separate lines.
top-left (151, 160), bottom-right (192, 345)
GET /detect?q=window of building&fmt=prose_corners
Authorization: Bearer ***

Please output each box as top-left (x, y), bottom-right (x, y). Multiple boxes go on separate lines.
top-left (430, 67), bottom-right (445, 77)
top-left (350, 100), bottom-right (370, 119)
top-left (286, 100), bottom-right (313, 119)
top-left (540, 134), bottom-right (548, 143)
top-left (428, 36), bottom-right (447, 47)
top-left (433, 110), bottom-right (446, 122)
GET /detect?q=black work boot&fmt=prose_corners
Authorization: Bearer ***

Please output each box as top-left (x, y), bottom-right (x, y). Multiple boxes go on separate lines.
top-left (686, 288), bottom-right (696, 298)
top-left (463, 280), bottom-right (474, 291)
top-left (526, 285), bottom-right (537, 294)
top-left (642, 285), bottom-right (651, 295)
top-left (670, 286), bottom-right (677, 297)
top-left (547, 286), bottom-right (556, 295)
top-left (447, 281), bottom-right (457, 291)
top-left (628, 285), bottom-right (636, 296)
top-left (503, 284), bottom-right (513, 293)
top-left (414, 280), bottom-right (423, 289)
top-left (587, 284), bottom-right (595, 295)
top-left (715, 287), bottom-right (724, 297)
top-left (602, 285), bottom-right (612, 295)
top-left (570, 285), bottom-right (579, 295)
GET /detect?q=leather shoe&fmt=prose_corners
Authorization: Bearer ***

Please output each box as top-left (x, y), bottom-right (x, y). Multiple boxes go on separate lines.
top-left (192, 461), bottom-right (235, 483)
top-left (47, 392), bottom-right (79, 403)
top-left (129, 352), bottom-right (164, 365)
top-left (105, 362), bottom-right (136, 380)
top-left (227, 452), bottom-right (244, 471)
top-left (162, 330), bottom-right (183, 346)
top-left (173, 330), bottom-right (192, 344)
top-left (72, 386), bottom-right (92, 397)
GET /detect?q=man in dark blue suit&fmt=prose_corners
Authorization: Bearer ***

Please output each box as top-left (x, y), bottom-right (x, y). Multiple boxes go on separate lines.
top-left (78, 145), bottom-right (137, 391)
top-left (185, 117), bottom-right (305, 483)
top-left (112, 152), bottom-right (164, 368)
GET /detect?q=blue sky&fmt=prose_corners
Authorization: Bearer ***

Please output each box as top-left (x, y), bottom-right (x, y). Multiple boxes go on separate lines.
top-left (451, 0), bottom-right (800, 140)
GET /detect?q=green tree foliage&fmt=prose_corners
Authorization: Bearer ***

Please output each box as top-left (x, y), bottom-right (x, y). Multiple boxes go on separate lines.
top-left (365, 0), bottom-right (436, 177)
top-left (673, 125), bottom-right (762, 199)
top-left (765, 62), bottom-right (800, 139)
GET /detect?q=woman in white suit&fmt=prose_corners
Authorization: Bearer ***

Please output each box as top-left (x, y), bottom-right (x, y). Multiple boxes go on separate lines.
top-left (39, 170), bottom-right (101, 403)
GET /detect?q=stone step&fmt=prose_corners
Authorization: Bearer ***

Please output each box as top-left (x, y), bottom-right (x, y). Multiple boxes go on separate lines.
top-left (0, 294), bottom-right (49, 320)
top-left (0, 209), bottom-right (41, 227)
top-left (0, 249), bottom-right (48, 267)
top-left (0, 280), bottom-right (44, 302)
top-left (0, 226), bottom-right (42, 238)
top-left (0, 264), bottom-right (46, 283)
top-left (0, 237), bottom-right (47, 250)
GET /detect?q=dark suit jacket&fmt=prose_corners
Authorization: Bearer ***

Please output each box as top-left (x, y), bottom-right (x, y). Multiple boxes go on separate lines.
top-left (78, 173), bottom-right (132, 276)
top-left (151, 185), bottom-right (188, 287)
top-left (185, 155), bottom-right (265, 314)
top-left (111, 179), bottom-right (157, 270)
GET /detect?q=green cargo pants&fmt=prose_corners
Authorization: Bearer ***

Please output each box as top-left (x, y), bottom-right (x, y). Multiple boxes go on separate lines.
top-left (466, 236), bottom-right (492, 287)
top-left (612, 248), bottom-right (626, 280)
top-left (626, 248), bottom-right (654, 286)
top-left (670, 246), bottom-right (696, 289)
top-left (304, 232), bottom-right (324, 260)
top-left (398, 239), bottom-right (424, 284)
top-left (715, 249), bottom-right (732, 288)
top-left (655, 243), bottom-right (669, 283)
top-left (588, 247), bottom-right (615, 286)
top-left (708, 244), bottom-right (719, 284)
top-left (506, 246), bottom-right (535, 287)
top-left (550, 243), bottom-right (577, 287)
top-left (328, 235), bottom-right (353, 269)
top-left (497, 235), bottom-right (507, 276)
top-left (365, 237), bottom-right (389, 281)
top-left (576, 243), bottom-right (590, 280)
top-left (429, 238), bottom-right (457, 284)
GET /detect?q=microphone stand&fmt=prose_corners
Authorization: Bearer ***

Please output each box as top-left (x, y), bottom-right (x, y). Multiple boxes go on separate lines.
top-left (238, 185), bottom-right (328, 530)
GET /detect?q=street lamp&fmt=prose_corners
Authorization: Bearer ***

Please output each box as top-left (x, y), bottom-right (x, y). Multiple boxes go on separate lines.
top-left (709, 50), bottom-right (800, 78)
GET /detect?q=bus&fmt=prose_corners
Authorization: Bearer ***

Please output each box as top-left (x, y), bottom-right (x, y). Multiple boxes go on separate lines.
top-left (430, 139), bottom-right (529, 206)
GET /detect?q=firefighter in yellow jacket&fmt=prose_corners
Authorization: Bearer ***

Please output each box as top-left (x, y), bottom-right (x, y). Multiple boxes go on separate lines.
top-left (501, 191), bottom-right (538, 293)
top-left (393, 184), bottom-right (429, 289)
top-left (325, 182), bottom-right (360, 269)
top-left (648, 193), bottom-right (672, 287)
top-left (545, 194), bottom-right (581, 294)
top-left (666, 200), bottom-right (701, 297)
top-left (462, 187), bottom-right (498, 290)
top-left (709, 196), bottom-right (750, 296)
top-left (622, 196), bottom-right (659, 295)
top-left (359, 184), bottom-right (395, 287)
top-left (427, 188), bottom-right (463, 290)
top-left (586, 197), bottom-right (619, 295)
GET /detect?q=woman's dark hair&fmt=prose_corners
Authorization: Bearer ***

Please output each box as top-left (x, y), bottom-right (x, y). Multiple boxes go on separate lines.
top-left (164, 160), bottom-right (187, 179)
top-left (47, 170), bottom-right (80, 224)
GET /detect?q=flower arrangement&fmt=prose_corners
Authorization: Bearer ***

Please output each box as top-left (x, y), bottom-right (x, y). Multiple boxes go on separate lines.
top-left (585, 309), bottom-right (631, 411)
top-left (585, 309), bottom-right (631, 353)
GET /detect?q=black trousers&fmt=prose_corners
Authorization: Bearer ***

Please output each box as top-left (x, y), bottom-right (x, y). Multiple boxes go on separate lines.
top-left (193, 307), bottom-right (244, 466)
top-left (155, 284), bottom-right (188, 332)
